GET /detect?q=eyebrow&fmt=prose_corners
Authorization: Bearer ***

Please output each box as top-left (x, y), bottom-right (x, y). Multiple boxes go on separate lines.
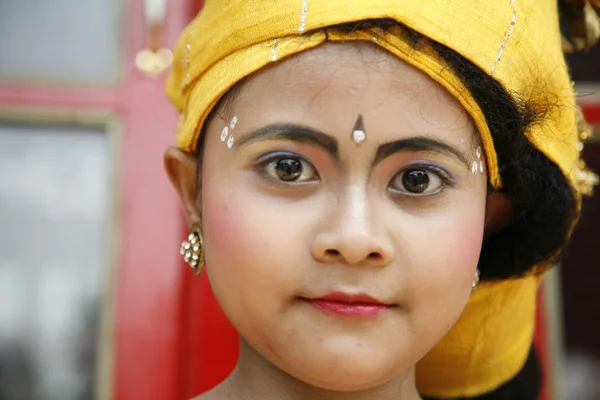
top-left (237, 124), bottom-right (470, 169)
top-left (236, 123), bottom-right (339, 160)
top-left (372, 137), bottom-right (471, 169)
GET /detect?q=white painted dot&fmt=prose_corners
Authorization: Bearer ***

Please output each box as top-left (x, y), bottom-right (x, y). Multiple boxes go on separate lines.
top-left (230, 115), bottom-right (238, 129)
top-left (471, 161), bottom-right (478, 174)
top-left (227, 135), bottom-right (235, 149)
top-left (220, 127), bottom-right (229, 142)
top-left (352, 130), bottom-right (366, 144)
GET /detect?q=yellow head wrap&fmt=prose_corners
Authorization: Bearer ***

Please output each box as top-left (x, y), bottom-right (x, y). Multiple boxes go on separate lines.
top-left (166, 0), bottom-right (594, 397)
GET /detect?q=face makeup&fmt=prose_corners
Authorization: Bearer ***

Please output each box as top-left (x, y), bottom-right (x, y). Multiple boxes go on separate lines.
top-left (221, 115), bottom-right (239, 148)
top-left (472, 145), bottom-right (485, 174)
top-left (351, 114), bottom-right (366, 145)
top-left (198, 42), bottom-right (488, 395)
top-left (304, 292), bottom-right (394, 317)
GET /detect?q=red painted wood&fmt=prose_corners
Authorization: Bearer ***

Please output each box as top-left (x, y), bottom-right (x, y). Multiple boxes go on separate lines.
top-left (0, 85), bottom-right (118, 109)
top-left (178, 2), bottom-right (239, 396)
top-left (181, 269), bottom-right (239, 398)
top-left (112, 0), bottom-right (191, 399)
top-left (0, 0), bottom-right (192, 398)
top-left (582, 103), bottom-right (600, 123)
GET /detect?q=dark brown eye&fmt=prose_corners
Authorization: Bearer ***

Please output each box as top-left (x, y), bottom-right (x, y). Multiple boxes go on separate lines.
top-left (403, 169), bottom-right (429, 193)
top-left (390, 168), bottom-right (444, 195)
top-left (264, 157), bottom-right (317, 182)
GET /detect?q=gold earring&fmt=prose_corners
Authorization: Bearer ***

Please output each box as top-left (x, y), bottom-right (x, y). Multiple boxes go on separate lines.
top-left (472, 269), bottom-right (480, 290)
top-left (180, 226), bottom-right (204, 275)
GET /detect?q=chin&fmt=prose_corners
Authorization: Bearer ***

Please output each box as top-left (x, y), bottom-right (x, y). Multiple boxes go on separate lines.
top-left (283, 349), bottom-right (406, 392)
top-left (297, 366), bottom-right (398, 392)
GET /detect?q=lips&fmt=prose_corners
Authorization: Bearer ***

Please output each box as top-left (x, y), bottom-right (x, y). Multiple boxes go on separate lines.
top-left (303, 292), bottom-right (393, 317)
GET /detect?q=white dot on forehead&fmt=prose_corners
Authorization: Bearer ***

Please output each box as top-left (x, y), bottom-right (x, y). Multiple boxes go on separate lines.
top-left (476, 146), bottom-right (482, 159)
top-left (479, 160), bottom-right (485, 173)
top-left (220, 126), bottom-right (229, 142)
top-left (352, 130), bottom-right (366, 144)
top-left (230, 115), bottom-right (238, 129)
top-left (227, 135), bottom-right (235, 149)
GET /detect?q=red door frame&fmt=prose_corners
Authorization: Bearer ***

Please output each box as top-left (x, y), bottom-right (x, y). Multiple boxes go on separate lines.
top-left (0, 0), bottom-right (193, 398)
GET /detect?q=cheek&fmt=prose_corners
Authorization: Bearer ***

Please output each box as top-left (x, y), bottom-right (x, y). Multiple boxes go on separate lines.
top-left (403, 197), bottom-right (486, 335)
top-left (438, 210), bottom-right (485, 269)
top-left (203, 194), bottom-right (268, 271)
top-left (200, 183), bottom-right (299, 314)
top-left (407, 191), bottom-right (486, 278)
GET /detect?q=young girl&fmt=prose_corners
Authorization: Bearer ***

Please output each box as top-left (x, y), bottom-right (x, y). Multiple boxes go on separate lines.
top-left (163, 1), bottom-right (599, 399)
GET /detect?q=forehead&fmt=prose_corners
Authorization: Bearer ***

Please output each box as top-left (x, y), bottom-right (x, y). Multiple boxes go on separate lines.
top-left (230, 42), bottom-right (469, 127)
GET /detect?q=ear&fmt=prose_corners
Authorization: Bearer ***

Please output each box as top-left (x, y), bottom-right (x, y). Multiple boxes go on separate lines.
top-left (164, 147), bottom-right (202, 229)
top-left (484, 190), bottom-right (514, 239)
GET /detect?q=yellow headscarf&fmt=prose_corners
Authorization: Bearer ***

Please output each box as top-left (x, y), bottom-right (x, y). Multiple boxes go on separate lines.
top-left (166, 0), bottom-right (596, 397)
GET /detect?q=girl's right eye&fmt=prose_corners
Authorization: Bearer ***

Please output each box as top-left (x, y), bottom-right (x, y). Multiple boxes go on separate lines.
top-left (261, 156), bottom-right (319, 183)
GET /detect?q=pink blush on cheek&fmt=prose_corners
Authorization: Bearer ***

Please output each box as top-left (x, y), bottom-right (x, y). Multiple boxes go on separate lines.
top-left (423, 212), bottom-right (485, 282)
top-left (203, 202), bottom-right (242, 257)
top-left (445, 215), bottom-right (485, 271)
top-left (202, 198), bottom-right (270, 267)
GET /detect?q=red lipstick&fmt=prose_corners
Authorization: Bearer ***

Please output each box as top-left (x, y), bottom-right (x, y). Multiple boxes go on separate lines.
top-left (305, 292), bottom-right (392, 317)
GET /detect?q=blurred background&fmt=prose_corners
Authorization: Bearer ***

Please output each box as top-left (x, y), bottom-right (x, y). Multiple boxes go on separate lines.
top-left (0, 0), bottom-right (598, 399)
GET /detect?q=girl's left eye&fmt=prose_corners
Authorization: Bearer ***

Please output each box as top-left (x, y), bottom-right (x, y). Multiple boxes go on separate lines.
top-left (389, 167), bottom-right (449, 195)
top-left (261, 156), bottom-right (319, 183)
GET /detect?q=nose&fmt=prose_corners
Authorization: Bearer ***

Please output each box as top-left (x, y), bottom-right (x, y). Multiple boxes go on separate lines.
top-left (311, 187), bottom-right (394, 267)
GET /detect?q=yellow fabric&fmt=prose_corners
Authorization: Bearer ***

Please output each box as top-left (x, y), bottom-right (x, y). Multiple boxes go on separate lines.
top-left (416, 276), bottom-right (540, 397)
top-left (166, 0), bottom-right (582, 397)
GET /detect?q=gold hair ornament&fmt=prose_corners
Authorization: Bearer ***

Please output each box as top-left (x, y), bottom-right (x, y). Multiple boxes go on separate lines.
top-left (560, 0), bottom-right (600, 52)
top-left (573, 105), bottom-right (599, 196)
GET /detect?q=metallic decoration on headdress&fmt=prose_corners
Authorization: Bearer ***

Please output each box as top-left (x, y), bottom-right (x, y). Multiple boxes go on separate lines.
top-left (180, 228), bottom-right (204, 275)
top-left (135, 0), bottom-right (174, 78)
top-left (491, 0), bottom-right (517, 74)
top-left (573, 106), bottom-right (599, 196)
top-left (182, 28), bottom-right (194, 89)
top-left (574, 160), bottom-right (599, 196)
top-left (299, 0), bottom-right (309, 33)
top-left (351, 114), bottom-right (366, 145)
top-left (560, 0), bottom-right (600, 52)
top-left (271, 38), bottom-right (280, 61)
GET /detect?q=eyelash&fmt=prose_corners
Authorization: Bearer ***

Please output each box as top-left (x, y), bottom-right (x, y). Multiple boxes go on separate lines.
top-left (253, 153), bottom-right (455, 194)
top-left (253, 152), bottom-right (320, 184)
top-left (388, 164), bottom-right (455, 197)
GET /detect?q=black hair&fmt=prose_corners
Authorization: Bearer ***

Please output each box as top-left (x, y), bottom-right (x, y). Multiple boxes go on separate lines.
top-left (197, 19), bottom-right (576, 281)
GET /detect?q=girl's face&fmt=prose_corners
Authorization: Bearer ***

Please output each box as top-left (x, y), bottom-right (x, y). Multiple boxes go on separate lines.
top-left (170, 42), bottom-right (488, 392)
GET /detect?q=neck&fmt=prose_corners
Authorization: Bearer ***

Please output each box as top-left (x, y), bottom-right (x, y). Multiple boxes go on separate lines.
top-left (214, 339), bottom-right (422, 400)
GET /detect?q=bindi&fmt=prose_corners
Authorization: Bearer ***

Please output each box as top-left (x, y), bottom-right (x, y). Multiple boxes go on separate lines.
top-left (351, 114), bottom-right (366, 145)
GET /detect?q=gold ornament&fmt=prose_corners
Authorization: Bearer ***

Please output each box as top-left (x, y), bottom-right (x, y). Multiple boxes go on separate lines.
top-left (180, 228), bottom-right (204, 275)
top-left (560, 0), bottom-right (600, 52)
